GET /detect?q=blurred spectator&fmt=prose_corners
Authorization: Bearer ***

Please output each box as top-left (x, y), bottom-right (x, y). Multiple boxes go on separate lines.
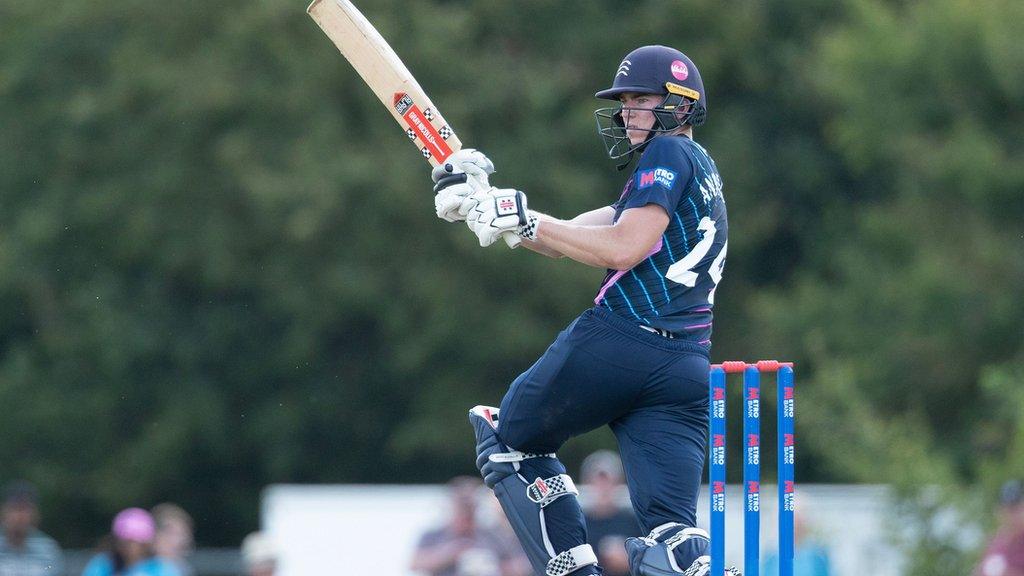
top-left (82, 508), bottom-right (180, 576)
top-left (478, 493), bottom-right (531, 576)
top-left (0, 480), bottom-right (63, 576)
top-left (761, 512), bottom-right (831, 576)
top-left (975, 479), bottom-right (1024, 576)
top-left (240, 532), bottom-right (277, 576)
top-left (409, 476), bottom-right (525, 576)
top-left (151, 504), bottom-right (194, 576)
top-left (579, 450), bottom-right (640, 576)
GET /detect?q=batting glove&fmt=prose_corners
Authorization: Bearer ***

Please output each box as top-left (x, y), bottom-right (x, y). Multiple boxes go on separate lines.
top-left (465, 188), bottom-right (536, 247)
top-left (431, 149), bottom-right (494, 222)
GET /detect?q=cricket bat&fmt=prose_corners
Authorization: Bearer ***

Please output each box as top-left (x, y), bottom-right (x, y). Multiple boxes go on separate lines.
top-left (307, 0), bottom-right (520, 247)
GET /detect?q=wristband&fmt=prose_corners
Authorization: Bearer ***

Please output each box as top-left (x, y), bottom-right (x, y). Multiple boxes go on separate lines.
top-left (517, 213), bottom-right (540, 241)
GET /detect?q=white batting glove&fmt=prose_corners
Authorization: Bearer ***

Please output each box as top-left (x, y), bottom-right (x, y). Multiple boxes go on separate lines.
top-left (431, 149), bottom-right (495, 222)
top-left (465, 188), bottom-right (539, 247)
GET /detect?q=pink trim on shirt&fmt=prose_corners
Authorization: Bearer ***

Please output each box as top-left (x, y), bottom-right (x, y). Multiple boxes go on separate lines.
top-left (594, 270), bottom-right (629, 305)
top-left (593, 238), bottom-right (664, 305)
top-left (682, 323), bottom-right (712, 330)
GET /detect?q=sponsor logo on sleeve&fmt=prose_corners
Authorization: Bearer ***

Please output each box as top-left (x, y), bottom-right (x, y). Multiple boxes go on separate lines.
top-left (637, 167), bottom-right (677, 190)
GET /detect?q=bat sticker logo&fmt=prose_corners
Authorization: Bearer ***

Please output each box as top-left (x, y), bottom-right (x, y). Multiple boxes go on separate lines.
top-left (394, 93), bottom-right (414, 115)
top-left (393, 91), bottom-right (453, 162)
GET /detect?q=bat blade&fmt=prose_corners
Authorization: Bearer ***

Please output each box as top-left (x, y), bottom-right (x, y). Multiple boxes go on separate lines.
top-left (307, 0), bottom-right (462, 166)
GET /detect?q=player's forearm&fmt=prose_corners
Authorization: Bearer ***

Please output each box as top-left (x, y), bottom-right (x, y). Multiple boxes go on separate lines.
top-left (518, 206), bottom-right (615, 258)
top-left (520, 237), bottom-right (564, 258)
top-left (519, 210), bottom-right (564, 257)
top-left (531, 214), bottom-right (635, 270)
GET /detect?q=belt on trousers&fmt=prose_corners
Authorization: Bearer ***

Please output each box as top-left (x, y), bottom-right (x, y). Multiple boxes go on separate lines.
top-left (639, 325), bottom-right (677, 339)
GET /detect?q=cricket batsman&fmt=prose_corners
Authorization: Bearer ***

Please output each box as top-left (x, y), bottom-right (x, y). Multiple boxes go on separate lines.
top-left (432, 46), bottom-right (735, 576)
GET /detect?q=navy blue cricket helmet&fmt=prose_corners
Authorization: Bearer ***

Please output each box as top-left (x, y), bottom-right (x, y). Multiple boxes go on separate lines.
top-left (594, 45), bottom-right (707, 160)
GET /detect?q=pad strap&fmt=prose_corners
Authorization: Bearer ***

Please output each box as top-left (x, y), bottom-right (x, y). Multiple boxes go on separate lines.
top-left (526, 474), bottom-right (579, 508)
top-left (546, 544), bottom-right (598, 576)
top-left (665, 527), bottom-right (710, 550)
top-left (647, 522), bottom-right (685, 540)
top-left (488, 450), bottom-right (556, 463)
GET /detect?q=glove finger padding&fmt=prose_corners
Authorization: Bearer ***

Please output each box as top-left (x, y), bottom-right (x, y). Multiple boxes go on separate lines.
top-left (434, 173), bottom-right (491, 223)
top-left (432, 164), bottom-right (489, 194)
top-left (465, 188), bottom-right (529, 247)
top-left (430, 148), bottom-right (494, 186)
top-left (435, 182), bottom-right (479, 223)
top-left (459, 160), bottom-right (491, 190)
top-left (463, 190), bottom-right (493, 224)
top-left (432, 150), bottom-right (495, 223)
top-left (433, 172), bottom-right (468, 194)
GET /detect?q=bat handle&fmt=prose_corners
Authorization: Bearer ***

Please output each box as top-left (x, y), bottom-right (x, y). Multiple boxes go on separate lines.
top-left (502, 232), bottom-right (521, 248)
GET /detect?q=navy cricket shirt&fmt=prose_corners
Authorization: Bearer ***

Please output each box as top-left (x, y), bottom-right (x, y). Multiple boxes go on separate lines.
top-left (595, 135), bottom-right (728, 344)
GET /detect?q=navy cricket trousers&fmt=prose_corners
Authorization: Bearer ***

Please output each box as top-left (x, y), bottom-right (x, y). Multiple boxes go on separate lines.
top-left (497, 306), bottom-right (710, 533)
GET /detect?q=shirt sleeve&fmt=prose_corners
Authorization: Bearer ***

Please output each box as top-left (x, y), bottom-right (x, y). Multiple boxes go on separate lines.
top-left (622, 137), bottom-right (694, 215)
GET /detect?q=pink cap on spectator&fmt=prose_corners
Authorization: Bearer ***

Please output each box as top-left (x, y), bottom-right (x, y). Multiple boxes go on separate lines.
top-left (113, 508), bottom-right (156, 543)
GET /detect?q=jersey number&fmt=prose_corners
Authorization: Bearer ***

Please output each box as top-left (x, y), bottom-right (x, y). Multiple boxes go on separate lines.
top-left (666, 216), bottom-right (727, 303)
